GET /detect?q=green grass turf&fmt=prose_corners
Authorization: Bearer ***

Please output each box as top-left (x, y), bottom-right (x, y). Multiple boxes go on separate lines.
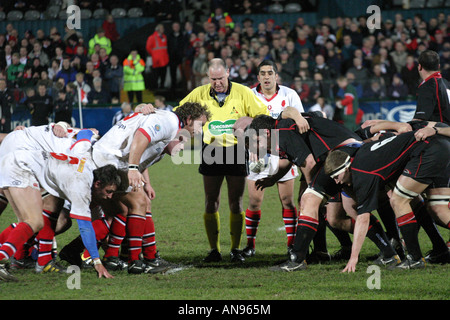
top-left (0, 150), bottom-right (449, 302)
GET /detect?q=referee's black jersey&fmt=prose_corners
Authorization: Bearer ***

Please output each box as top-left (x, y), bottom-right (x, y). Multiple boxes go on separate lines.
top-left (275, 112), bottom-right (362, 167)
top-left (414, 72), bottom-right (450, 124)
top-left (350, 132), bottom-right (428, 215)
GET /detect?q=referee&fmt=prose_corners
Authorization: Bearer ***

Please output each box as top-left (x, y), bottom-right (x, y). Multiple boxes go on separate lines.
top-left (414, 50), bottom-right (450, 124)
top-left (178, 58), bottom-right (269, 263)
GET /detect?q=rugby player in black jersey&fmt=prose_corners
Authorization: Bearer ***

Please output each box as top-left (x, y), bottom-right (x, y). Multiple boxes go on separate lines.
top-left (414, 50), bottom-right (449, 124)
top-left (324, 130), bottom-right (449, 271)
top-left (247, 112), bottom-right (400, 271)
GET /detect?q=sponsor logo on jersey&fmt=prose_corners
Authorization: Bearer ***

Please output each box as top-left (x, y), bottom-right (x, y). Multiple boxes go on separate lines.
top-left (208, 119), bottom-right (236, 136)
top-left (77, 158), bottom-right (86, 173)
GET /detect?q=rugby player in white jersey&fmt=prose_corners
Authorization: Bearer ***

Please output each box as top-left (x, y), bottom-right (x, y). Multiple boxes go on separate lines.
top-left (92, 102), bottom-right (210, 274)
top-left (243, 60), bottom-right (307, 257)
top-left (0, 133), bottom-right (128, 281)
top-left (0, 105), bottom-right (153, 271)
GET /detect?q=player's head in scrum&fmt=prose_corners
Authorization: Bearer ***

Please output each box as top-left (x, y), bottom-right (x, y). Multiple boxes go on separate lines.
top-left (324, 150), bottom-right (353, 186)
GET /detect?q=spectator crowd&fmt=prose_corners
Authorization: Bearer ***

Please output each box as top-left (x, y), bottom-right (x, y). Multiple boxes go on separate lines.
top-left (0, 0), bottom-right (449, 133)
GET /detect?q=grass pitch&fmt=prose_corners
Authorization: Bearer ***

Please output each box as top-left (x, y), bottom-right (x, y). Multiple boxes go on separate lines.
top-left (0, 150), bottom-right (448, 303)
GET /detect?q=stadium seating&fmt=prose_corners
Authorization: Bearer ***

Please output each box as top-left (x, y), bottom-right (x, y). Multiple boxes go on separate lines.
top-left (111, 8), bottom-right (127, 19)
top-left (24, 10), bottom-right (41, 21)
top-left (6, 10), bottom-right (24, 21)
top-left (284, 3), bottom-right (302, 13)
top-left (128, 8), bottom-right (144, 18)
top-left (93, 8), bottom-right (109, 20)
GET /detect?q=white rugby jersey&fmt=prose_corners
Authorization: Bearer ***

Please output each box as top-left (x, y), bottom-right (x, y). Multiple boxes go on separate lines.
top-left (0, 149), bottom-right (94, 221)
top-left (92, 110), bottom-right (180, 171)
top-left (252, 84), bottom-right (304, 119)
top-left (249, 84), bottom-right (304, 181)
top-left (0, 124), bottom-right (78, 157)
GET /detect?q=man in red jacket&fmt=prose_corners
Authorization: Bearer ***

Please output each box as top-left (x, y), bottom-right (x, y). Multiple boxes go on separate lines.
top-left (146, 24), bottom-right (169, 89)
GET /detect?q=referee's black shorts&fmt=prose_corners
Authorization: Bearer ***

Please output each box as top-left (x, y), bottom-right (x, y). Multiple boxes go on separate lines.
top-left (198, 143), bottom-right (249, 176)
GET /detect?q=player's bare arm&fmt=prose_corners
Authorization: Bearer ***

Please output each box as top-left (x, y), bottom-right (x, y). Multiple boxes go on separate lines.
top-left (367, 120), bottom-right (413, 135)
top-left (254, 159), bottom-right (293, 191)
top-left (142, 168), bottom-right (155, 200)
top-left (128, 130), bottom-right (149, 191)
top-left (281, 106), bottom-right (310, 134)
top-left (415, 125), bottom-right (450, 140)
top-left (299, 154), bottom-right (317, 185)
top-left (342, 212), bottom-right (370, 273)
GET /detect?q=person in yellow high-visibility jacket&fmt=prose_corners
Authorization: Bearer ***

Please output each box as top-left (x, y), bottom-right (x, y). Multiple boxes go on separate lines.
top-left (88, 28), bottom-right (112, 56)
top-left (123, 50), bottom-right (145, 103)
top-left (176, 58), bottom-right (269, 263)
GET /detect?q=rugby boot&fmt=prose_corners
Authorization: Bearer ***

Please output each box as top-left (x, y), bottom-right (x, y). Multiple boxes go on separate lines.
top-left (0, 261), bottom-right (18, 282)
top-left (35, 258), bottom-right (68, 273)
top-left (230, 249), bottom-right (245, 263)
top-left (242, 246), bottom-right (256, 258)
top-left (203, 249), bottom-right (222, 262)
top-left (389, 255), bottom-right (426, 270)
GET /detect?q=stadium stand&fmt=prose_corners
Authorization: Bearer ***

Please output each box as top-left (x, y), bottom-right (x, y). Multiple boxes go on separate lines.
top-left (0, 0), bottom-right (448, 133)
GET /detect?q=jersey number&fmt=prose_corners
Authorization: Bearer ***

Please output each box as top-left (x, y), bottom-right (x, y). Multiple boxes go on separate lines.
top-left (370, 136), bottom-right (397, 151)
top-left (50, 152), bottom-right (86, 173)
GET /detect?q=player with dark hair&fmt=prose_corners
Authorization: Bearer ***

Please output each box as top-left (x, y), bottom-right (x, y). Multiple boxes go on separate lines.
top-left (248, 112), bottom-right (400, 271)
top-left (243, 59), bottom-right (306, 258)
top-left (0, 140), bottom-right (127, 281)
top-left (93, 102), bottom-right (211, 273)
top-left (414, 50), bottom-right (450, 124)
top-left (324, 130), bottom-right (450, 271)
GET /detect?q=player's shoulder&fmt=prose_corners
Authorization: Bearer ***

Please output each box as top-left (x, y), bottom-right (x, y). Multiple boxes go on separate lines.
top-left (278, 85), bottom-right (297, 96)
top-left (276, 117), bottom-right (297, 130)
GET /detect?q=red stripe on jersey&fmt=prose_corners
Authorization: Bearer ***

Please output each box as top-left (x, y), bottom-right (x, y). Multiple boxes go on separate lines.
top-left (123, 112), bottom-right (140, 121)
top-left (414, 154), bottom-right (422, 178)
top-left (70, 139), bottom-right (90, 150)
top-left (70, 213), bottom-right (91, 221)
top-left (278, 124), bottom-right (297, 130)
top-left (310, 128), bottom-right (330, 150)
top-left (352, 167), bottom-right (387, 180)
top-left (138, 128), bottom-right (151, 142)
top-left (371, 141), bottom-right (420, 174)
top-left (434, 78), bottom-right (443, 122)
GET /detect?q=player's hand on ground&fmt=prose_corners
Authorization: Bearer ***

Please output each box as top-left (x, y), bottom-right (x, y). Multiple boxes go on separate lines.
top-left (342, 256), bottom-right (358, 273)
top-left (128, 169), bottom-right (145, 192)
top-left (94, 263), bottom-right (114, 279)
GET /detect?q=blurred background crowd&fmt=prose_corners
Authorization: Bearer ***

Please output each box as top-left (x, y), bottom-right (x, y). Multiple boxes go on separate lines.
top-left (0, 0), bottom-right (448, 133)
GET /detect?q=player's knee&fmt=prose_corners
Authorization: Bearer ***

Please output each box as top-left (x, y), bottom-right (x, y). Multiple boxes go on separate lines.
top-left (229, 201), bottom-right (243, 214)
top-left (128, 195), bottom-right (147, 214)
top-left (300, 189), bottom-right (324, 209)
top-left (390, 181), bottom-right (417, 209)
top-left (205, 198), bottom-right (220, 213)
top-left (326, 214), bottom-right (340, 229)
top-left (389, 192), bottom-right (411, 211)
